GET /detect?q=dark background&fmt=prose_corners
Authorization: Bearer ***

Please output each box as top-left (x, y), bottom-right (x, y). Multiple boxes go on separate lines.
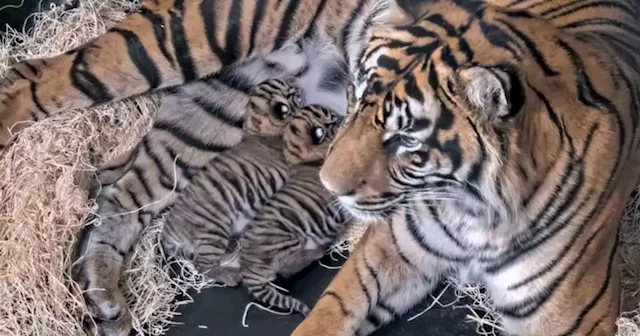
top-left (1, 4), bottom-right (479, 335)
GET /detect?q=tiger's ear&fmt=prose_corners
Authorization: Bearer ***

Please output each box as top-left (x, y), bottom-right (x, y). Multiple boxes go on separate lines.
top-left (457, 66), bottom-right (521, 120)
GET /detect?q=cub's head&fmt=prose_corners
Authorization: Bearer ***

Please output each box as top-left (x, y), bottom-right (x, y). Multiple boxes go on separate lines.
top-left (320, 2), bottom-right (573, 222)
top-left (282, 105), bottom-right (343, 166)
top-left (243, 79), bottom-right (303, 136)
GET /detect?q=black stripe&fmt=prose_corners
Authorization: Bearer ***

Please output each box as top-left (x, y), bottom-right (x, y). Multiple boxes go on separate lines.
top-left (424, 14), bottom-right (457, 36)
top-left (479, 21), bottom-right (521, 57)
top-left (561, 18), bottom-right (640, 39)
top-left (457, 37), bottom-right (474, 61)
top-left (248, 0), bottom-right (269, 55)
top-left (363, 253), bottom-right (381, 300)
top-left (132, 166), bottom-right (155, 199)
top-left (200, 0), bottom-right (228, 64)
top-left (141, 138), bottom-right (174, 188)
top-left (557, 39), bottom-right (624, 197)
top-left (154, 121), bottom-right (227, 152)
top-left (356, 263), bottom-right (373, 312)
top-left (125, 188), bottom-right (144, 209)
top-left (165, 145), bottom-right (199, 179)
top-left (466, 118), bottom-right (486, 184)
top-left (429, 206), bottom-right (466, 249)
top-left (387, 220), bottom-right (419, 269)
top-left (542, 1), bottom-right (636, 21)
top-left (495, 215), bottom-right (605, 318)
top-left (225, 0), bottom-right (243, 64)
top-left (30, 82), bottom-right (49, 117)
top-left (321, 291), bottom-right (353, 317)
top-left (303, 0), bottom-right (328, 38)
top-left (341, 0), bottom-right (367, 65)
top-left (191, 96), bottom-right (244, 128)
top-left (585, 315), bottom-right (606, 336)
top-left (138, 7), bottom-right (175, 66)
top-left (100, 145), bottom-right (139, 174)
top-left (206, 67), bottom-right (254, 93)
top-left (70, 48), bottom-right (113, 104)
top-left (495, 18), bottom-right (559, 76)
top-left (406, 211), bottom-right (470, 262)
top-left (24, 62), bottom-right (38, 77)
top-left (170, 0), bottom-right (197, 81)
top-left (274, 0), bottom-right (303, 50)
top-left (560, 227), bottom-right (619, 336)
top-left (508, 195), bottom-right (596, 290)
top-left (95, 240), bottom-right (126, 258)
top-left (10, 68), bottom-right (28, 80)
top-left (111, 28), bottom-right (162, 89)
top-left (377, 301), bottom-right (397, 316)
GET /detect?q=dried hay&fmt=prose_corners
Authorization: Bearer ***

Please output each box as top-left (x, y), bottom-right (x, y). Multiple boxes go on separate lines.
top-left (0, 0), bottom-right (638, 335)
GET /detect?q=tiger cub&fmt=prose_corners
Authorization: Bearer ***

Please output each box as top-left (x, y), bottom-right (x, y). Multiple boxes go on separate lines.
top-left (238, 105), bottom-right (349, 316)
top-left (161, 78), bottom-right (301, 286)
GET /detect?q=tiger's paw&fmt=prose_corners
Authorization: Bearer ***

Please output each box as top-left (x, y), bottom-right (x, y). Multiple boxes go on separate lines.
top-left (0, 78), bottom-right (38, 148)
top-left (72, 256), bottom-right (132, 336)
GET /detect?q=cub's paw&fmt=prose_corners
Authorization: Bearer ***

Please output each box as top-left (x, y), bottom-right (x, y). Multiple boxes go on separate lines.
top-left (290, 299), bottom-right (311, 316)
top-left (72, 256), bottom-right (132, 336)
top-left (0, 79), bottom-right (38, 148)
top-left (82, 310), bottom-right (132, 336)
top-left (208, 267), bottom-right (241, 287)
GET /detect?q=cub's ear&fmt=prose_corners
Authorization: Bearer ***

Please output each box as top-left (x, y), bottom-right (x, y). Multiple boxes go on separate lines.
top-left (456, 66), bottom-right (523, 120)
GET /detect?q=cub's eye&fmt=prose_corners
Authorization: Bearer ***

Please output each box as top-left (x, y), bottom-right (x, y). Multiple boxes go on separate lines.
top-left (273, 102), bottom-right (291, 119)
top-left (310, 126), bottom-right (326, 145)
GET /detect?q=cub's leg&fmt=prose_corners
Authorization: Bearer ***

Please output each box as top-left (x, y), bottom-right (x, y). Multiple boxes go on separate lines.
top-left (276, 248), bottom-right (325, 278)
top-left (72, 46), bottom-right (308, 336)
top-left (291, 222), bottom-right (447, 336)
top-left (240, 246), bottom-right (312, 315)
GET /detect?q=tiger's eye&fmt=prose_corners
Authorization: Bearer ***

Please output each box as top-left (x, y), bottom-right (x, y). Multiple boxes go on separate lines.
top-left (411, 153), bottom-right (422, 164)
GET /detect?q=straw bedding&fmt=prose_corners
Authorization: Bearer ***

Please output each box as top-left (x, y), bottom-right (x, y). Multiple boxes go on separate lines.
top-left (0, 1), bottom-right (638, 335)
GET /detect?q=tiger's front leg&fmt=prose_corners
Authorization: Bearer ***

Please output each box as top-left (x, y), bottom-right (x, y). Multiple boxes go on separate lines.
top-left (0, 0), bottom-right (331, 148)
top-left (0, 0), bottom-right (196, 148)
top-left (291, 222), bottom-right (447, 336)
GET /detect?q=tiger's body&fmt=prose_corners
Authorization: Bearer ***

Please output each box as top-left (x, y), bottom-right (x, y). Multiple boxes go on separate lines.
top-left (161, 78), bottom-right (303, 287)
top-left (239, 105), bottom-right (349, 315)
top-left (291, 1), bottom-right (640, 336)
top-left (0, 0), bottom-right (636, 335)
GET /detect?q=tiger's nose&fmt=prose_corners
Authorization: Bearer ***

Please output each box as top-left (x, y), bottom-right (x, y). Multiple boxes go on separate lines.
top-left (320, 168), bottom-right (366, 197)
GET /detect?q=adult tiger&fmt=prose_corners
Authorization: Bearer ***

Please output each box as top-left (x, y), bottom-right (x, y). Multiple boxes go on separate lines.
top-left (291, 0), bottom-right (640, 336)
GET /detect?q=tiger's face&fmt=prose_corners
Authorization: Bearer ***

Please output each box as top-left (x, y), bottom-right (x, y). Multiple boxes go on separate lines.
top-left (320, 13), bottom-right (527, 222)
top-left (243, 79), bottom-right (303, 137)
top-left (282, 105), bottom-right (343, 166)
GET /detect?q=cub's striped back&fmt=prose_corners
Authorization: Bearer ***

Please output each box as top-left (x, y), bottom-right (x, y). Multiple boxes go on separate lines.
top-left (239, 105), bottom-right (348, 315)
top-left (161, 79), bottom-right (301, 286)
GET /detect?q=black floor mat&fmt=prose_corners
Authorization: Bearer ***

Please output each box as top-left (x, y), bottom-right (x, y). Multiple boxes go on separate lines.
top-left (165, 254), bottom-right (478, 336)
